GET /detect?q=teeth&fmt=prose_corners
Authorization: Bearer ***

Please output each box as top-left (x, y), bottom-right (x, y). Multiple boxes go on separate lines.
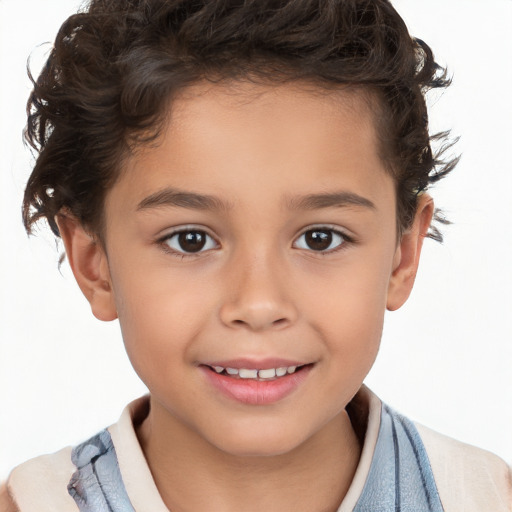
top-left (211, 365), bottom-right (303, 379)
top-left (276, 367), bottom-right (287, 377)
top-left (258, 368), bottom-right (276, 379)
top-left (239, 368), bottom-right (258, 379)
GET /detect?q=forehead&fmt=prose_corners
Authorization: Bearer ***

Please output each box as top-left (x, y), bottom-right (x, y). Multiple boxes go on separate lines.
top-left (109, 80), bottom-right (393, 218)
top-left (166, 80), bottom-right (379, 149)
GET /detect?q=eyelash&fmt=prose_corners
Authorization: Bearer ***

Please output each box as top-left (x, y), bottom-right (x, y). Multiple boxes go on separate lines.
top-left (158, 226), bottom-right (354, 258)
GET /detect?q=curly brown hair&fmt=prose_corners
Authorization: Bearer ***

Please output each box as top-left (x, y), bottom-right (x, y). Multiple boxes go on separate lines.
top-left (23, 0), bottom-right (458, 242)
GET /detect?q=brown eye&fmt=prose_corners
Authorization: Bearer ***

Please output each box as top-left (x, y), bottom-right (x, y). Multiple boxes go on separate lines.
top-left (305, 230), bottom-right (332, 251)
top-left (178, 231), bottom-right (206, 252)
top-left (164, 230), bottom-right (217, 254)
top-left (294, 228), bottom-right (346, 252)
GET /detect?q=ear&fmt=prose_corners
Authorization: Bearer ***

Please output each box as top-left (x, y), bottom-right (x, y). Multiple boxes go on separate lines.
top-left (386, 194), bottom-right (434, 311)
top-left (56, 213), bottom-right (118, 321)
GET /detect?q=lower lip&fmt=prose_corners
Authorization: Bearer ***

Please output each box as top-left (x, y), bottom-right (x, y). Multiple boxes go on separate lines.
top-left (201, 365), bottom-right (313, 405)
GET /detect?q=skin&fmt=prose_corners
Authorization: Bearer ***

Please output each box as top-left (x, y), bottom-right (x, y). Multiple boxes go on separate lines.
top-left (58, 81), bottom-right (433, 512)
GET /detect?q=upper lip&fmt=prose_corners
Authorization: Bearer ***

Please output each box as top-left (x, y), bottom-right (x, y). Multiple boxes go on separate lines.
top-left (201, 358), bottom-right (310, 370)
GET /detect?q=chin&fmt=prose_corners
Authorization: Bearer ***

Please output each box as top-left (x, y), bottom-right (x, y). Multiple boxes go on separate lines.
top-left (205, 422), bottom-right (311, 458)
top-left (217, 438), bottom-right (302, 458)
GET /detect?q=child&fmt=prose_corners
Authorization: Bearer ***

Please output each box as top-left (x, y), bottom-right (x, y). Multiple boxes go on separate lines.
top-left (1, 0), bottom-right (510, 510)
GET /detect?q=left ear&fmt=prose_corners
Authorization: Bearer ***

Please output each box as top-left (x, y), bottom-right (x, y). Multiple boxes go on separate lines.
top-left (386, 194), bottom-right (434, 311)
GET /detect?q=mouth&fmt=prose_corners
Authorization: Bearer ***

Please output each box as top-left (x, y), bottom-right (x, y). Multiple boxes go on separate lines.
top-left (200, 362), bottom-right (314, 405)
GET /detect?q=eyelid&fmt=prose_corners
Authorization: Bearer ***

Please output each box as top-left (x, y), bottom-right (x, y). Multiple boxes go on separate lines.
top-left (157, 224), bottom-right (216, 238)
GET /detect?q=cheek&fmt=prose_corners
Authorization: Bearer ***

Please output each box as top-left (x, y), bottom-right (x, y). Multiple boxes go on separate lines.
top-left (299, 249), bottom-right (391, 359)
top-left (310, 288), bottom-right (384, 368)
top-left (110, 261), bottom-right (217, 383)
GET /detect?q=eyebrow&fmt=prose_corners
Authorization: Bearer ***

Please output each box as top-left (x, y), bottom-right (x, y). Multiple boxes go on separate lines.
top-left (136, 187), bottom-right (376, 212)
top-left (285, 191), bottom-right (376, 211)
top-left (137, 188), bottom-right (233, 212)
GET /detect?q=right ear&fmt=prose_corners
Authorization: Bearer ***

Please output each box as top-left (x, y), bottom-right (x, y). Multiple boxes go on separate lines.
top-left (56, 213), bottom-right (118, 322)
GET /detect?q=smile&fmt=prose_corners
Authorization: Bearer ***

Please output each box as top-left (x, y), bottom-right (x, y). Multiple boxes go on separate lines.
top-left (201, 362), bottom-right (314, 405)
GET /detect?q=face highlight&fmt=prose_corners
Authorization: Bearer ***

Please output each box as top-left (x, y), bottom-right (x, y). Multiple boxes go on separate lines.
top-left (98, 82), bottom-right (405, 456)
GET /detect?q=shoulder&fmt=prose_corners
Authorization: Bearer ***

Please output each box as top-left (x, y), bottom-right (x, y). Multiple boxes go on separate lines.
top-left (357, 387), bottom-right (512, 512)
top-left (3, 446), bottom-right (79, 512)
top-left (2, 396), bottom-right (150, 512)
top-left (415, 421), bottom-right (512, 512)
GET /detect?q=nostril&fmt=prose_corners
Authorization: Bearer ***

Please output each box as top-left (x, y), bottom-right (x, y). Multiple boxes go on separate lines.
top-left (229, 317), bottom-right (288, 330)
top-left (220, 301), bottom-right (297, 331)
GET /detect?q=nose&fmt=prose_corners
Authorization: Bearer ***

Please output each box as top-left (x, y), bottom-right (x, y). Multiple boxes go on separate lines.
top-left (219, 250), bottom-right (298, 332)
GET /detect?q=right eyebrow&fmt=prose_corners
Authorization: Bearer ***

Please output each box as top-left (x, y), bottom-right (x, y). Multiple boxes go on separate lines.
top-left (136, 188), bottom-right (233, 212)
top-left (284, 191), bottom-right (376, 211)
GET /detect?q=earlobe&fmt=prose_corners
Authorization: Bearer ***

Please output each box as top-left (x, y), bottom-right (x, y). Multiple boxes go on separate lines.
top-left (386, 194), bottom-right (434, 311)
top-left (56, 213), bottom-right (118, 322)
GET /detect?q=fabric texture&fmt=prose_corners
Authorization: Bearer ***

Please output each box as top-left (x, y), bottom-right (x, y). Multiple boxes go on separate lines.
top-left (417, 422), bottom-right (512, 512)
top-left (68, 430), bottom-right (135, 512)
top-left (352, 405), bottom-right (443, 511)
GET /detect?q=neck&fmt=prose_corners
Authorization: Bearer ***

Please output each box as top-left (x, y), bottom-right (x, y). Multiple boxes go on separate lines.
top-left (137, 397), bottom-right (362, 512)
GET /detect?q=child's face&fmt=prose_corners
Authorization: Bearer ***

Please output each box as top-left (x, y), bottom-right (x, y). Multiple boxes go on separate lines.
top-left (68, 81), bottom-right (428, 456)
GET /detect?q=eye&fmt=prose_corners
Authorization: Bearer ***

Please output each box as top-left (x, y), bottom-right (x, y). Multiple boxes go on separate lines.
top-left (294, 228), bottom-right (347, 252)
top-left (163, 229), bottom-right (217, 254)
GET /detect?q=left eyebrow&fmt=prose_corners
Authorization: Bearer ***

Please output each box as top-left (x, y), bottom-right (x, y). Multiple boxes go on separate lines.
top-left (284, 191), bottom-right (376, 211)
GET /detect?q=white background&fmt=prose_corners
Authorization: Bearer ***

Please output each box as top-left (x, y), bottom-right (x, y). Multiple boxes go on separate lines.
top-left (0, 0), bottom-right (511, 479)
